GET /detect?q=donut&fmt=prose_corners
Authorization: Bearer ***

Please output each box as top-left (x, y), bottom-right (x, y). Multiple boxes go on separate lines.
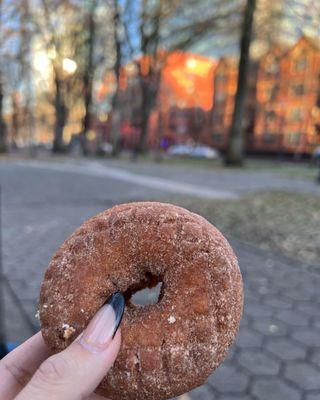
top-left (39, 202), bottom-right (243, 400)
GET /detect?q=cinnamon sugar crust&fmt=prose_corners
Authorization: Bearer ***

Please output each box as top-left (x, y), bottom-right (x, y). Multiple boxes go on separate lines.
top-left (39, 202), bottom-right (243, 400)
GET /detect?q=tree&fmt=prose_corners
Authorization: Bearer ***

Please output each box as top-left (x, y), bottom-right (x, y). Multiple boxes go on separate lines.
top-left (0, 75), bottom-right (6, 153)
top-left (18, 0), bottom-right (35, 152)
top-left (109, 0), bottom-right (122, 156)
top-left (0, 0), bottom-right (7, 152)
top-left (33, 0), bottom-right (117, 154)
top-left (121, 0), bottom-right (242, 155)
top-left (251, 0), bottom-right (284, 57)
top-left (135, 3), bottom-right (164, 154)
top-left (121, 0), bottom-right (177, 154)
top-left (10, 92), bottom-right (20, 146)
top-left (0, 0), bottom-right (37, 151)
top-left (77, 0), bottom-right (123, 154)
top-left (80, 0), bottom-right (96, 153)
top-left (33, 0), bottom-right (80, 152)
top-left (225, 0), bottom-right (256, 166)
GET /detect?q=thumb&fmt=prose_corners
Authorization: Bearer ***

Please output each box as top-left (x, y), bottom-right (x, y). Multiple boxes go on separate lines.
top-left (16, 292), bottom-right (125, 400)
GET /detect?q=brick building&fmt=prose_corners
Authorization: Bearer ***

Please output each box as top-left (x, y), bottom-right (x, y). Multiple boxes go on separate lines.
top-left (279, 37), bottom-right (320, 154)
top-left (254, 48), bottom-right (284, 152)
top-left (211, 57), bottom-right (258, 151)
top-left (153, 52), bottom-right (216, 147)
top-left (210, 36), bottom-right (320, 155)
top-left (211, 57), bottom-right (238, 149)
top-left (99, 36), bottom-right (320, 155)
top-left (255, 36), bottom-right (320, 155)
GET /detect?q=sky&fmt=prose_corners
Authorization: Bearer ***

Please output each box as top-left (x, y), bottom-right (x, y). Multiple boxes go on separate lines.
top-left (191, 0), bottom-right (320, 60)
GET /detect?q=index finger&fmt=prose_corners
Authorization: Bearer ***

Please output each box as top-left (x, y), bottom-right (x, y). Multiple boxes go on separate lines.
top-left (0, 332), bottom-right (52, 399)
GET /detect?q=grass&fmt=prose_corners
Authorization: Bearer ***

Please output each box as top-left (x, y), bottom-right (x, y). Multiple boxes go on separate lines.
top-left (168, 191), bottom-right (320, 267)
top-left (3, 150), bottom-right (318, 181)
top-left (4, 152), bottom-right (318, 265)
top-left (117, 152), bottom-right (318, 181)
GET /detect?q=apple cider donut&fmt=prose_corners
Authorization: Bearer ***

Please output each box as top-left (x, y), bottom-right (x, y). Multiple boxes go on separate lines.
top-left (39, 202), bottom-right (243, 400)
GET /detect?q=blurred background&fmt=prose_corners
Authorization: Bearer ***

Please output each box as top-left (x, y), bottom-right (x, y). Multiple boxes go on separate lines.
top-left (0, 0), bottom-right (320, 399)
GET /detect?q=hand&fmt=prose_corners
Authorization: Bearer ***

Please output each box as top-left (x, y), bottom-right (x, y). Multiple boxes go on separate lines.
top-left (0, 292), bottom-right (125, 400)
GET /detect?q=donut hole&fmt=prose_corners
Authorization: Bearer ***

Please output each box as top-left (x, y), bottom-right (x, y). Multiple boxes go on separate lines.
top-left (131, 282), bottom-right (163, 306)
top-left (124, 272), bottom-right (164, 307)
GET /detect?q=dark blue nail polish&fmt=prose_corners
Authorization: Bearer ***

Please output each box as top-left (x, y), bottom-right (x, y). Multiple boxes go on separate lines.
top-left (105, 291), bottom-right (125, 338)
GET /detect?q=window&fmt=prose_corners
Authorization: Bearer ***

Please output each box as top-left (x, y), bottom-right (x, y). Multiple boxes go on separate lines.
top-left (264, 110), bottom-right (276, 122)
top-left (265, 88), bottom-right (272, 100)
top-left (266, 60), bottom-right (279, 75)
top-left (215, 92), bottom-right (226, 103)
top-left (265, 85), bottom-right (278, 101)
top-left (290, 108), bottom-right (303, 121)
top-left (194, 108), bottom-right (205, 125)
top-left (291, 84), bottom-right (305, 96)
top-left (213, 112), bottom-right (224, 125)
top-left (212, 133), bottom-right (222, 143)
top-left (294, 57), bottom-right (308, 72)
top-left (271, 85), bottom-right (279, 100)
top-left (263, 133), bottom-right (276, 143)
top-left (287, 132), bottom-right (301, 146)
top-left (216, 73), bottom-right (227, 83)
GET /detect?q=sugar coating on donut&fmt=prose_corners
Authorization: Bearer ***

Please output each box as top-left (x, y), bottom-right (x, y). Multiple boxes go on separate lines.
top-left (39, 202), bottom-right (243, 400)
top-left (61, 324), bottom-right (76, 339)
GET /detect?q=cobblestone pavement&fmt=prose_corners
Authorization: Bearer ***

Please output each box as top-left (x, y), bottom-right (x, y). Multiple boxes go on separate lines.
top-left (1, 160), bottom-right (320, 400)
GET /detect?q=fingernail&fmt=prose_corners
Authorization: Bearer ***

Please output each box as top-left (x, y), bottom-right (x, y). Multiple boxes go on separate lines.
top-left (80, 292), bottom-right (125, 352)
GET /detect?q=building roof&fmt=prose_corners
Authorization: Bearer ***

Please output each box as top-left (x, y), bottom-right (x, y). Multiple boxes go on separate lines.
top-left (280, 35), bottom-right (320, 57)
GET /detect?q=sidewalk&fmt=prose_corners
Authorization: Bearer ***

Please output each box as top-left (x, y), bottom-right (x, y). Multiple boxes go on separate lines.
top-left (1, 160), bottom-right (319, 400)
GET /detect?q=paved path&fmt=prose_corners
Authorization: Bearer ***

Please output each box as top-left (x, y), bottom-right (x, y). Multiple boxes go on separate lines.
top-left (15, 160), bottom-right (238, 199)
top-left (13, 157), bottom-right (320, 198)
top-left (1, 160), bottom-right (319, 400)
top-left (102, 158), bottom-right (320, 196)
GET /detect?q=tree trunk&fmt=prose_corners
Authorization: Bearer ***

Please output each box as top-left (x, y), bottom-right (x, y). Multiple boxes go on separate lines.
top-left (136, 109), bottom-right (152, 154)
top-left (225, 0), bottom-right (256, 166)
top-left (135, 75), bottom-right (157, 154)
top-left (0, 183), bottom-right (7, 358)
top-left (11, 93), bottom-right (19, 147)
top-left (81, 0), bottom-right (96, 155)
top-left (0, 0), bottom-right (6, 153)
top-left (135, 0), bottom-right (162, 156)
top-left (110, 0), bottom-right (122, 157)
top-left (53, 76), bottom-right (67, 153)
top-left (81, 81), bottom-right (93, 155)
top-left (154, 109), bottom-right (164, 162)
top-left (19, 0), bottom-right (35, 156)
top-left (110, 90), bottom-right (122, 156)
top-left (0, 81), bottom-right (7, 153)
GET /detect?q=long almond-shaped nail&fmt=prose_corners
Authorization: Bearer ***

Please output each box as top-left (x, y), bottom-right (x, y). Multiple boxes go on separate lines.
top-left (80, 292), bottom-right (124, 353)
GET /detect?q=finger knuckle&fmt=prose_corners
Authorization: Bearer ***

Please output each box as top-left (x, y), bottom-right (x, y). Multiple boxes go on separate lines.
top-left (36, 355), bottom-right (72, 384)
top-left (3, 361), bottom-right (32, 388)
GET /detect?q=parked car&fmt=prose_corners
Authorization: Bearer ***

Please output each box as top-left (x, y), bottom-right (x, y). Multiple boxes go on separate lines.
top-left (312, 146), bottom-right (320, 161)
top-left (100, 142), bottom-right (113, 155)
top-left (167, 144), bottom-right (193, 157)
top-left (168, 144), bottom-right (220, 160)
top-left (191, 145), bottom-right (220, 159)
